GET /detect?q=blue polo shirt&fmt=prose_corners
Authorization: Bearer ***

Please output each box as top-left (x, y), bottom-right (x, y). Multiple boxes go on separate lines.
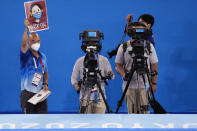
top-left (20, 49), bottom-right (48, 93)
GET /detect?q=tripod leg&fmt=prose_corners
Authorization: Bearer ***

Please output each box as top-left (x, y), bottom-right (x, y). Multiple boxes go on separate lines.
top-left (141, 74), bottom-right (152, 101)
top-left (144, 64), bottom-right (156, 102)
top-left (96, 82), bottom-right (112, 113)
top-left (136, 74), bottom-right (141, 114)
top-left (79, 87), bottom-right (92, 114)
top-left (115, 67), bottom-right (136, 113)
top-left (140, 74), bottom-right (150, 114)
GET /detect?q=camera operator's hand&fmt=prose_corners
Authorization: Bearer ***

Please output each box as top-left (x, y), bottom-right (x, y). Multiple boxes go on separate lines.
top-left (149, 84), bottom-right (157, 93)
top-left (125, 14), bottom-right (133, 34)
top-left (73, 83), bottom-right (80, 94)
top-left (107, 71), bottom-right (114, 80)
top-left (116, 64), bottom-right (128, 81)
top-left (126, 14), bottom-right (133, 23)
top-left (77, 88), bottom-right (80, 94)
top-left (122, 72), bottom-right (129, 81)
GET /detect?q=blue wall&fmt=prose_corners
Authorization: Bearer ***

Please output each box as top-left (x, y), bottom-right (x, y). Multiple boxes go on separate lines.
top-left (0, 0), bottom-right (197, 113)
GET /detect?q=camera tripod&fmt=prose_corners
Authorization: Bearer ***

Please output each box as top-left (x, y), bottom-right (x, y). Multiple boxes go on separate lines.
top-left (79, 68), bottom-right (112, 114)
top-left (115, 55), bottom-right (156, 113)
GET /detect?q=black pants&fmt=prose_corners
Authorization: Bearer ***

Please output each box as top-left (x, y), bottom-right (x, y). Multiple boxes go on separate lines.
top-left (20, 90), bottom-right (48, 114)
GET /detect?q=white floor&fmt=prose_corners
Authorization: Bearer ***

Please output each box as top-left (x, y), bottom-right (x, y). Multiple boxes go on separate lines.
top-left (0, 114), bottom-right (196, 129)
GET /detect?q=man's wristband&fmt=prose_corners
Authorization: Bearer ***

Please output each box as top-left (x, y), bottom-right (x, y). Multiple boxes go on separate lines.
top-left (151, 71), bottom-right (158, 76)
top-left (152, 82), bottom-right (157, 85)
top-left (77, 88), bottom-right (80, 94)
top-left (43, 83), bottom-right (48, 86)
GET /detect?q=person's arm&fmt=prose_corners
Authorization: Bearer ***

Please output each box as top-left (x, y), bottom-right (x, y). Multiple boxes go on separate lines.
top-left (151, 63), bottom-right (158, 84)
top-left (21, 19), bottom-right (30, 53)
top-left (107, 71), bottom-right (114, 80)
top-left (125, 14), bottom-right (133, 33)
top-left (103, 57), bottom-right (114, 79)
top-left (43, 72), bottom-right (49, 91)
top-left (116, 63), bottom-right (127, 80)
top-left (151, 63), bottom-right (158, 93)
top-left (73, 83), bottom-right (80, 92)
top-left (71, 59), bottom-right (81, 93)
top-left (115, 44), bottom-right (127, 80)
top-left (126, 14), bottom-right (133, 23)
top-left (149, 44), bottom-right (158, 93)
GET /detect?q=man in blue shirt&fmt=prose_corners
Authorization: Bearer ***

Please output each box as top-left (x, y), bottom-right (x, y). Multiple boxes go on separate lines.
top-left (20, 19), bottom-right (49, 114)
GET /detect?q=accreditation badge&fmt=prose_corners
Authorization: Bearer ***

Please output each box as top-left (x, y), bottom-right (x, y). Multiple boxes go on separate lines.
top-left (32, 72), bottom-right (42, 87)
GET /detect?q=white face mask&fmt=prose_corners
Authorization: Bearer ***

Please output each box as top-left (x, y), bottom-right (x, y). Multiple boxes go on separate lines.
top-left (31, 43), bottom-right (40, 51)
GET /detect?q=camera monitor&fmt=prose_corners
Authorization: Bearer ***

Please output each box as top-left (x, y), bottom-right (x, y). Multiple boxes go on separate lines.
top-left (88, 32), bottom-right (97, 37)
top-left (136, 28), bottom-right (144, 33)
top-left (80, 30), bottom-right (104, 43)
top-left (127, 22), bottom-right (151, 39)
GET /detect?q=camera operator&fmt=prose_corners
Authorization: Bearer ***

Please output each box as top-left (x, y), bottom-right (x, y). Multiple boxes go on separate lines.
top-left (71, 31), bottom-right (114, 114)
top-left (108, 14), bottom-right (155, 58)
top-left (126, 14), bottom-right (155, 46)
top-left (115, 23), bottom-right (158, 114)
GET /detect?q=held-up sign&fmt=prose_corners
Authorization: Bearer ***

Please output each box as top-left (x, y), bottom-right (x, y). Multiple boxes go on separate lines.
top-left (24, 0), bottom-right (49, 32)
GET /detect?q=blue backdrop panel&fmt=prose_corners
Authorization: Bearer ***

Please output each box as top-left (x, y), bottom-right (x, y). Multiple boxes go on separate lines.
top-left (0, 0), bottom-right (197, 113)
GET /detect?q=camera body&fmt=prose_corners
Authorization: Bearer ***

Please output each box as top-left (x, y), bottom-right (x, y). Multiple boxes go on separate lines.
top-left (79, 30), bottom-right (104, 53)
top-left (83, 50), bottom-right (99, 85)
top-left (84, 51), bottom-right (98, 71)
top-left (126, 22), bottom-right (152, 57)
top-left (79, 30), bottom-right (104, 85)
top-left (127, 22), bottom-right (151, 39)
top-left (126, 22), bottom-right (152, 74)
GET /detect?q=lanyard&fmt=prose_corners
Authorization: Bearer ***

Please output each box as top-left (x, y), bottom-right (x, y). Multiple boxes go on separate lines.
top-left (33, 57), bottom-right (44, 74)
